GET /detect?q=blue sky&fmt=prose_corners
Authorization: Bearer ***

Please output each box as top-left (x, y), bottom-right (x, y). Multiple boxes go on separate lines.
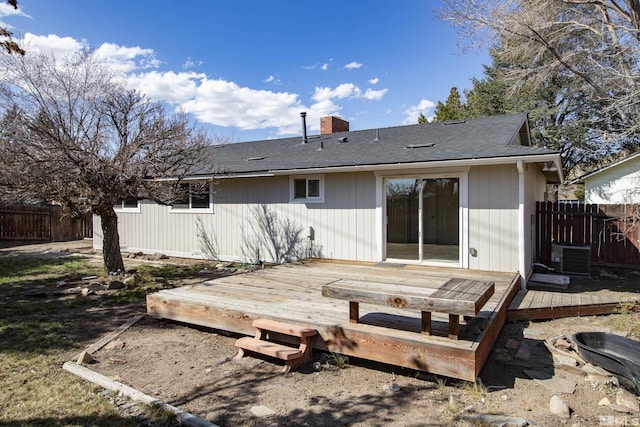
top-left (1, 1), bottom-right (490, 142)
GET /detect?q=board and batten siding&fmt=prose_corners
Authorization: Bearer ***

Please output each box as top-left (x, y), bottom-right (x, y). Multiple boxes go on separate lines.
top-left (93, 171), bottom-right (378, 263)
top-left (467, 164), bottom-right (519, 272)
top-left (584, 155), bottom-right (640, 204)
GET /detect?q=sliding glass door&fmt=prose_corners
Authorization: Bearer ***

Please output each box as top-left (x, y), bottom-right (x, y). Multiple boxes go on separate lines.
top-left (386, 177), bottom-right (459, 264)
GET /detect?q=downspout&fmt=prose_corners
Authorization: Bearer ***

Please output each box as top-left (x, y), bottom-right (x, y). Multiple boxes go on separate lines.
top-left (517, 160), bottom-right (527, 290)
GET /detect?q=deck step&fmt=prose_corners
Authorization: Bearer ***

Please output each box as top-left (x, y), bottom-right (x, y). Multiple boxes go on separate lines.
top-left (235, 337), bottom-right (302, 360)
top-left (234, 318), bottom-right (318, 373)
top-left (251, 318), bottom-right (317, 337)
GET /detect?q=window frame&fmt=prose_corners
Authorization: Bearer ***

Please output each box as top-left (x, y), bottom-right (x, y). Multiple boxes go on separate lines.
top-left (289, 174), bottom-right (325, 203)
top-left (170, 181), bottom-right (214, 213)
top-left (114, 198), bottom-right (141, 213)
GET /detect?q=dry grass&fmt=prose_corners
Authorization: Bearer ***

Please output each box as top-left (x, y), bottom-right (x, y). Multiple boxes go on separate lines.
top-left (0, 248), bottom-right (216, 426)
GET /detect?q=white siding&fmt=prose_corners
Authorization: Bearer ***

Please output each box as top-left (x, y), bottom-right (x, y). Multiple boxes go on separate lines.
top-left (585, 156), bottom-right (640, 204)
top-left (94, 172), bottom-right (378, 263)
top-left (524, 163), bottom-right (547, 278)
top-left (468, 164), bottom-right (519, 272)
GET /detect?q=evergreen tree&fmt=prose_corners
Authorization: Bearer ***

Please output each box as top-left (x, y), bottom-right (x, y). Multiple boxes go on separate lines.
top-left (433, 87), bottom-right (465, 122)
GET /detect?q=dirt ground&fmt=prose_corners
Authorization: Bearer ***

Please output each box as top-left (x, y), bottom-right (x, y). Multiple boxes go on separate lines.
top-left (5, 240), bottom-right (640, 426)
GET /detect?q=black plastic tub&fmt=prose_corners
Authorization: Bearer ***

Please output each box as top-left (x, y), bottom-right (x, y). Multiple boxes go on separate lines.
top-left (573, 332), bottom-right (640, 394)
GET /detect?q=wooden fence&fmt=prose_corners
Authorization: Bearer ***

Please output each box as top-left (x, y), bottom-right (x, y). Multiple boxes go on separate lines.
top-left (536, 202), bottom-right (640, 268)
top-left (0, 205), bottom-right (93, 242)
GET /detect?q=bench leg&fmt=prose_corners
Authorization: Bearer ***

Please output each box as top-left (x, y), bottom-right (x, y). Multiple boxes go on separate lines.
top-left (349, 301), bottom-right (359, 323)
top-left (234, 348), bottom-right (246, 359)
top-left (421, 311), bottom-right (431, 335)
top-left (448, 314), bottom-right (460, 340)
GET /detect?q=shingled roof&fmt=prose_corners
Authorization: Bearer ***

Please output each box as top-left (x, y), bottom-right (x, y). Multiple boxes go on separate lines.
top-left (190, 112), bottom-right (558, 176)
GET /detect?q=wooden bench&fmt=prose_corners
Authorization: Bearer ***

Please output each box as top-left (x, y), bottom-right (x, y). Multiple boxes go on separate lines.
top-left (322, 278), bottom-right (495, 340)
top-left (234, 318), bottom-right (318, 373)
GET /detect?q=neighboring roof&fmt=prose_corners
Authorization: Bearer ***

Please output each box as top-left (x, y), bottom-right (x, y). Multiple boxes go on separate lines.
top-left (570, 151), bottom-right (640, 183)
top-left (190, 112), bottom-right (559, 176)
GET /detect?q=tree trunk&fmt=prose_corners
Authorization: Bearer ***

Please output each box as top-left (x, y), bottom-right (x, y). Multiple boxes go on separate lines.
top-left (100, 207), bottom-right (125, 273)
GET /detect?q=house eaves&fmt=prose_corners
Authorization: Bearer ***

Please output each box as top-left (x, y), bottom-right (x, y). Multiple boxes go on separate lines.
top-left (569, 151), bottom-right (640, 184)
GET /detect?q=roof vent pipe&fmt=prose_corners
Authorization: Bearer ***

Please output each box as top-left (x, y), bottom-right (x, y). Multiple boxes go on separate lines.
top-left (300, 112), bottom-right (308, 144)
top-left (375, 129), bottom-right (380, 141)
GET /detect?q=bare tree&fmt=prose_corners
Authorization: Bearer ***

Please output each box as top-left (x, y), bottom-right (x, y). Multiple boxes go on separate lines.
top-left (0, 51), bottom-right (211, 272)
top-left (438, 0), bottom-right (640, 141)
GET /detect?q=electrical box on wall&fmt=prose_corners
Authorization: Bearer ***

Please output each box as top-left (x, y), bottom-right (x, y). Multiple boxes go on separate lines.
top-left (551, 244), bottom-right (591, 275)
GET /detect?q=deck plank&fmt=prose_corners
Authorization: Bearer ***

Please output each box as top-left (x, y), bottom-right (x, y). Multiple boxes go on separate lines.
top-left (147, 261), bottom-right (519, 381)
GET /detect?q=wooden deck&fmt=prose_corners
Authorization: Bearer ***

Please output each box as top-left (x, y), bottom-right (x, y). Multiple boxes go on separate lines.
top-left (507, 289), bottom-right (639, 321)
top-left (147, 261), bottom-right (520, 381)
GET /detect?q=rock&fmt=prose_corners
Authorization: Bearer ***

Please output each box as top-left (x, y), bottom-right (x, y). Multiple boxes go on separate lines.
top-left (86, 282), bottom-right (104, 291)
top-left (552, 352), bottom-right (578, 367)
top-left (250, 405), bottom-right (275, 417)
top-left (77, 351), bottom-right (95, 364)
top-left (464, 413), bottom-right (531, 427)
top-left (381, 382), bottom-right (401, 393)
top-left (616, 389), bottom-right (639, 412)
top-left (501, 394), bottom-right (509, 401)
top-left (80, 288), bottom-right (95, 297)
top-left (123, 274), bottom-right (140, 287)
top-left (598, 397), bottom-right (611, 406)
top-left (105, 339), bottom-right (125, 350)
top-left (81, 275), bottom-right (98, 281)
top-left (555, 337), bottom-right (572, 350)
top-left (312, 361), bottom-right (322, 372)
top-left (107, 280), bottom-right (125, 290)
top-left (61, 286), bottom-right (83, 295)
top-left (550, 395), bottom-right (571, 418)
top-left (586, 372), bottom-right (618, 388)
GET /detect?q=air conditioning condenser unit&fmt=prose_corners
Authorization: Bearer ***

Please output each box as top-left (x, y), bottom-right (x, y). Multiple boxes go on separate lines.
top-left (551, 244), bottom-right (591, 275)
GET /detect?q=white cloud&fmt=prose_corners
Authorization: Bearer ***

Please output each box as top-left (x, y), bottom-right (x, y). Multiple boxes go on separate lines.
top-left (22, 33), bottom-right (84, 58)
top-left (94, 43), bottom-right (159, 73)
top-left (0, 2), bottom-right (30, 29)
top-left (301, 64), bottom-right (317, 70)
top-left (312, 83), bottom-right (388, 103)
top-left (344, 61), bottom-right (362, 70)
top-left (264, 74), bottom-right (281, 85)
top-left (402, 99), bottom-right (436, 124)
top-left (20, 33), bottom-right (159, 74)
top-left (312, 83), bottom-right (361, 102)
top-left (182, 57), bottom-right (202, 69)
top-left (368, 77), bottom-right (379, 85)
top-left (363, 88), bottom-right (388, 101)
top-left (127, 71), bottom-right (204, 104)
top-left (321, 63), bottom-right (328, 71)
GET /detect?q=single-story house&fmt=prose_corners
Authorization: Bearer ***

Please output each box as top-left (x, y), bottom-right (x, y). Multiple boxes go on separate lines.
top-left (572, 152), bottom-right (640, 204)
top-left (94, 113), bottom-right (563, 285)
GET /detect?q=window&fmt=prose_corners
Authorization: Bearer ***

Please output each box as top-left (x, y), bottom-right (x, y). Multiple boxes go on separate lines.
top-left (171, 182), bottom-right (212, 212)
top-left (290, 175), bottom-right (324, 203)
top-left (114, 198), bottom-right (140, 212)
